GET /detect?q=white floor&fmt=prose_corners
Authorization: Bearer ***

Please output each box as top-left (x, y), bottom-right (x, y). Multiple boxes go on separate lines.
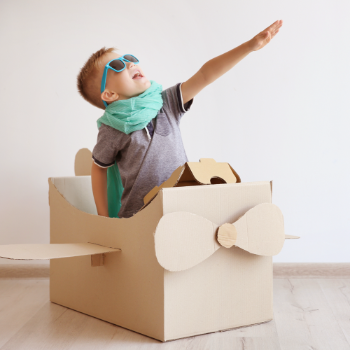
top-left (1, 274), bottom-right (350, 349)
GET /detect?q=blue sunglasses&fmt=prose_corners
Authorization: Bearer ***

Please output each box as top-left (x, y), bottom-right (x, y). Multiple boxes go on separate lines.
top-left (101, 54), bottom-right (140, 108)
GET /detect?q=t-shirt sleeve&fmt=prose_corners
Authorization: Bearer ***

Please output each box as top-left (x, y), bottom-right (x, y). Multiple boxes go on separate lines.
top-left (161, 82), bottom-right (194, 124)
top-left (92, 124), bottom-right (124, 168)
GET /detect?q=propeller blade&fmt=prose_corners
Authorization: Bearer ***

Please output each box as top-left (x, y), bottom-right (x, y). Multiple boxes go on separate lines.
top-left (155, 203), bottom-right (295, 271)
top-left (154, 212), bottom-right (220, 272)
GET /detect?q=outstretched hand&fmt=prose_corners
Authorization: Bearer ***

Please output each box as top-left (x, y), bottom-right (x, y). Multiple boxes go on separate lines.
top-left (248, 20), bottom-right (283, 51)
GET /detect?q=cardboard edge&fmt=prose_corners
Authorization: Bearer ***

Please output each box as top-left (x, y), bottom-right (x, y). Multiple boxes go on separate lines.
top-left (0, 243), bottom-right (121, 261)
top-left (143, 165), bottom-right (185, 206)
top-left (185, 163), bottom-right (204, 185)
top-left (48, 177), bottom-right (155, 221)
top-left (143, 160), bottom-right (241, 207)
top-left (228, 164), bottom-right (241, 183)
top-left (48, 177), bottom-right (52, 207)
top-left (187, 160), bottom-right (238, 185)
top-left (163, 318), bottom-right (274, 342)
top-left (48, 300), bottom-right (167, 342)
top-left (49, 177), bottom-right (166, 340)
top-left (270, 180), bottom-right (273, 198)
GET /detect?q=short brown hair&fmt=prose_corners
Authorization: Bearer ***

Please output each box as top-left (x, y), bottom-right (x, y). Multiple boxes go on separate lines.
top-left (77, 47), bottom-right (117, 110)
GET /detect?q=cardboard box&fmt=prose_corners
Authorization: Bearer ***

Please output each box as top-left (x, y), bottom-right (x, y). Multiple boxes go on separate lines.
top-left (0, 154), bottom-right (298, 342)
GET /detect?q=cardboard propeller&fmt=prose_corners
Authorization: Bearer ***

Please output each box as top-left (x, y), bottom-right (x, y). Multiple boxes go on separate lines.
top-left (154, 203), bottom-right (299, 272)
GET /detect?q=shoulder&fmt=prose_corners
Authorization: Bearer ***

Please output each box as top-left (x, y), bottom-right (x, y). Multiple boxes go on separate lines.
top-left (97, 123), bottom-right (129, 140)
top-left (160, 83), bottom-right (194, 123)
top-left (95, 123), bottom-right (130, 152)
top-left (99, 123), bottom-right (124, 134)
top-left (162, 83), bottom-right (194, 113)
top-left (92, 124), bottom-right (129, 167)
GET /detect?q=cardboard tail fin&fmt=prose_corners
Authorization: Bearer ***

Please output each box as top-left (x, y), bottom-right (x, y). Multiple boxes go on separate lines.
top-left (0, 243), bottom-right (121, 267)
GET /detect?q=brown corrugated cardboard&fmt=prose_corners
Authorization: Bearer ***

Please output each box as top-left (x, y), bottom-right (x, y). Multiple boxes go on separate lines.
top-left (49, 178), bottom-right (281, 341)
top-left (143, 158), bottom-right (241, 206)
top-left (48, 177), bottom-right (166, 340)
top-left (154, 203), bottom-right (297, 272)
top-left (0, 157), bottom-right (299, 342)
top-left (0, 243), bottom-right (120, 260)
top-left (220, 203), bottom-right (285, 255)
top-left (74, 148), bottom-right (92, 176)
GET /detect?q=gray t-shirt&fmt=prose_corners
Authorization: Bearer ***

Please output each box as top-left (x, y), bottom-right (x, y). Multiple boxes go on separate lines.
top-left (92, 82), bottom-right (194, 218)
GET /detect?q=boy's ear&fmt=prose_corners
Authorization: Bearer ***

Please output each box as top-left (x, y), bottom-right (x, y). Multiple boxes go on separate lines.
top-left (101, 90), bottom-right (119, 104)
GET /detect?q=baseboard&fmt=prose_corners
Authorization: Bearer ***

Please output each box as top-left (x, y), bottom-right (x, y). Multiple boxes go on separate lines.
top-left (273, 263), bottom-right (350, 278)
top-left (1, 263), bottom-right (350, 279)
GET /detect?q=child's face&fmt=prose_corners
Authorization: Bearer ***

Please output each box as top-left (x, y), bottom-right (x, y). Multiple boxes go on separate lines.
top-left (100, 52), bottom-right (151, 105)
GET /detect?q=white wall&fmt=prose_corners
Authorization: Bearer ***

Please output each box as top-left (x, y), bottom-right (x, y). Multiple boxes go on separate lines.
top-left (0, 0), bottom-right (349, 264)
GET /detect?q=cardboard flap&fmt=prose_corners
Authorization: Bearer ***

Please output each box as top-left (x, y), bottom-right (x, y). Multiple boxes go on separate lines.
top-left (143, 158), bottom-right (241, 206)
top-left (50, 176), bottom-right (97, 215)
top-left (187, 158), bottom-right (237, 184)
top-left (75, 148), bottom-right (92, 176)
top-left (0, 243), bottom-right (120, 260)
top-left (143, 165), bottom-right (185, 205)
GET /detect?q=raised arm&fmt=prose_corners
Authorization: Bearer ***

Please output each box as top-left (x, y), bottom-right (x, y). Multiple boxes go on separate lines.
top-left (180, 20), bottom-right (283, 104)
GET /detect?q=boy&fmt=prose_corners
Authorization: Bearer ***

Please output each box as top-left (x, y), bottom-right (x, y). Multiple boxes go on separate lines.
top-left (77, 20), bottom-right (283, 219)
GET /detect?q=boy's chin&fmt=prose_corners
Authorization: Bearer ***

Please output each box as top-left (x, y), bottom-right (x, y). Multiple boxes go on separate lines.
top-left (141, 79), bottom-right (152, 89)
top-left (133, 77), bottom-right (150, 86)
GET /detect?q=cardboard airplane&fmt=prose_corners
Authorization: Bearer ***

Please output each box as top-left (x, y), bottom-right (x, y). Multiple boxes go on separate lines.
top-left (0, 150), bottom-right (299, 342)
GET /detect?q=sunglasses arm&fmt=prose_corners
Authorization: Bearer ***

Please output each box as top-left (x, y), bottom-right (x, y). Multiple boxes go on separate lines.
top-left (101, 66), bottom-right (109, 108)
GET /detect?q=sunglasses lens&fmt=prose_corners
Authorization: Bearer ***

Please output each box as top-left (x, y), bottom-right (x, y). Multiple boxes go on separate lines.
top-left (109, 60), bottom-right (125, 71)
top-left (124, 55), bottom-right (139, 63)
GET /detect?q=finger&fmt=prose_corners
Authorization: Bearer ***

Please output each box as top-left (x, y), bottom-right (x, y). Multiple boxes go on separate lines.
top-left (266, 19), bottom-right (283, 33)
top-left (271, 28), bottom-right (279, 36)
top-left (275, 19), bottom-right (283, 28)
top-left (271, 23), bottom-right (282, 36)
top-left (274, 22), bottom-right (282, 31)
top-left (272, 20), bottom-right (283, 31)
top-left (270, 29), bottom-right (280, 39)
top-left (263, 20), bottom-right (280, 33)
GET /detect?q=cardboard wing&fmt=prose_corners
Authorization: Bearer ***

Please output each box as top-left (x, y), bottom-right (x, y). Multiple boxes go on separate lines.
top-left (0, 148), bottom-right (112, 267)
top-left (0, 243), bottom-right (120, 267)
top-left (154, 203), bottom-right (300, 272)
